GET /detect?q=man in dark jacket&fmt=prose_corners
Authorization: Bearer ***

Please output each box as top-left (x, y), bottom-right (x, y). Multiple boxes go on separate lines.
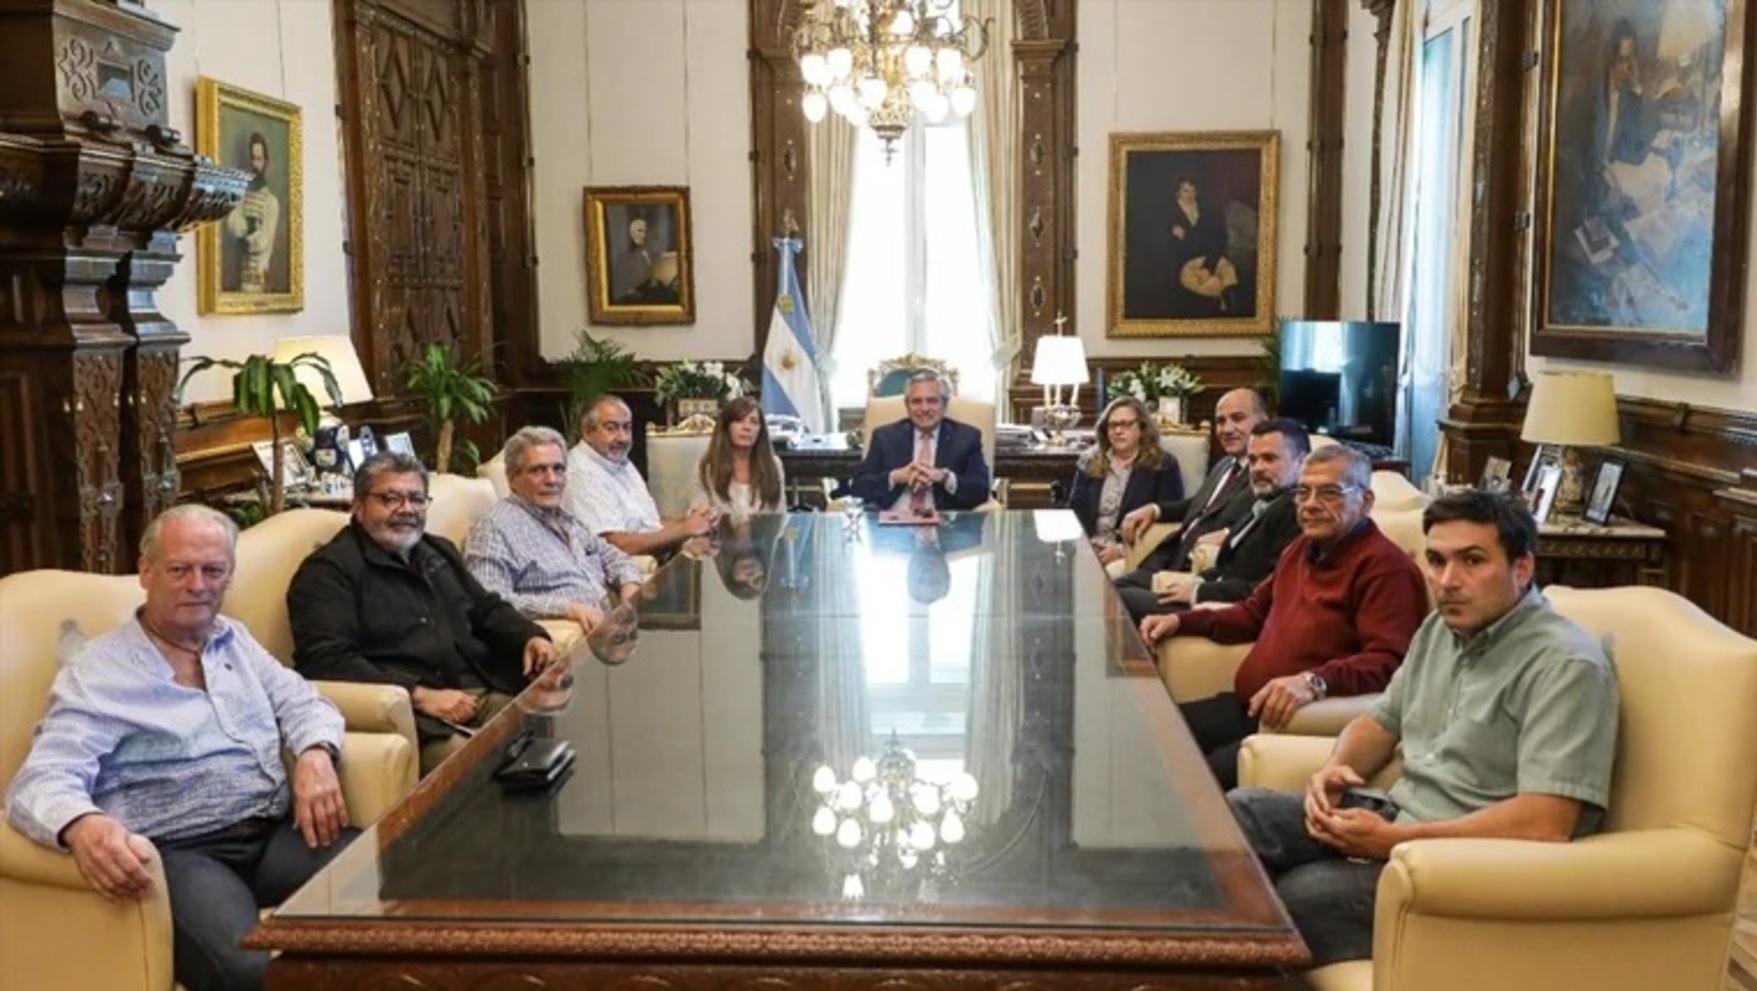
top-left (1118, 418), bottom-right (1308, 621)
top-left (288, 452), bottom-right (557, 773)
top-left (848, 371), bottom-right (990, 512)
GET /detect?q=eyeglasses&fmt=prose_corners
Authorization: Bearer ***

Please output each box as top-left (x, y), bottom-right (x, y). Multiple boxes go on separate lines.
top-left (365, 491), bottom-right (431, 510)
top-left (1293, 484), bottom-right (1358, 505)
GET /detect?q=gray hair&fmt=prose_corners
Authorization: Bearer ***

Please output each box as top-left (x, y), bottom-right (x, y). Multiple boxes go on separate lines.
top-left (1305, 443), bottom-right (1373, 492)
top-left (140, 504), bottom-right (239, 563)
top-left (503, 425), bottom-right (568, 474)
top-left (579, 394), bottom-right (630, 434)
top-left (905, 369), bottom-right (951, 401)
top-left (353, 451), bottom-right (428, 502)
top-left (1220, 387), bottom-right (1269, 417)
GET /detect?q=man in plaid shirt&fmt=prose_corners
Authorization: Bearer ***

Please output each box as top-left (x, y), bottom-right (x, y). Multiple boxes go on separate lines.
top-left (466, 426), bottom-right (645, 634)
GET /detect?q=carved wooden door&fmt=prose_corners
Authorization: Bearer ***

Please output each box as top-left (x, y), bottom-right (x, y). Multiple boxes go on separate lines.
top-left (335, 0), bottom-right (494, 395)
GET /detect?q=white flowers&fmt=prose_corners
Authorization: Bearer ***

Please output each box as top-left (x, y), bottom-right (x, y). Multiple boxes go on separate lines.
top-left (655, 360), bottom-right (749, 406)
top-left (1105, 361), bottom-right (1204, 405)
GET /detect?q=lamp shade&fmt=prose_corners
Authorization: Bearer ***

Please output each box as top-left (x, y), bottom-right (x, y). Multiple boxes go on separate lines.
top-left (270, 336), bottom-right (374, 406)
top-left (1521, 370), bottom-right (1618, 447)
top-left (1029, 335), bottom-right (1090, 387)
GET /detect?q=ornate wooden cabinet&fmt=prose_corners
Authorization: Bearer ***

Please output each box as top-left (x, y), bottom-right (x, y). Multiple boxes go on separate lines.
top-left (0, 0), bottom-right (245, 575)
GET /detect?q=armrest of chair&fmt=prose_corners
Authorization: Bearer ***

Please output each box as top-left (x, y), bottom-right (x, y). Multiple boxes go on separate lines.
top-left (0, 821), bottom-right (98, 891)
top-left (1154, 636), bottom-right (1251, 703)
top-left (1380, 827), bottom-right (1744, 920)
top-left (1125, 522), bottom-right (1180, 571)
top-left (536, 619), bottom-right (585, 656)
top-left (631, 555), bottom-right (659, 578)
top-left (312, 680), bottom-right (416, 748)
top-left (1236, 734), bottom-right (1338, 791)
top-left (337, 730), bottom-right (417, 826)
top-left (1278, 694), bottom-right (1381, 736)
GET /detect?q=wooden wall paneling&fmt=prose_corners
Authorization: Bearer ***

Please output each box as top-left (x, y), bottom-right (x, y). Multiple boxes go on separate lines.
top-left (114, 230), bottom-right (189, 556)
top-left (483, 0), bottom-right (540, 387)
top-left (1360, 0), bottom-right (1394, 317)
top-left (748, 0), bottom-right (811, 357)
top-left (1436, 0), bottom-right (1531, 484)
top-left (1719, 472), bottom-right (1757, 637)
top-left (1303, 0), bottom-right (1348, 319)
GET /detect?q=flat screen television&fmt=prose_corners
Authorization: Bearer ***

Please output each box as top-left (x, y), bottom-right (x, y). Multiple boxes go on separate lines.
top-left (1276, 320), bottom-right (1401, 450)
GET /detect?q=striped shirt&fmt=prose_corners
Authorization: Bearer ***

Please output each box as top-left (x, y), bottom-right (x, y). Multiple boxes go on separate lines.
top-left (464, 494), bottom-right (645, 617)
top-left (6, 615), bottom-right (343, 847)
top-left (564, 441), bottom-right (662, 535)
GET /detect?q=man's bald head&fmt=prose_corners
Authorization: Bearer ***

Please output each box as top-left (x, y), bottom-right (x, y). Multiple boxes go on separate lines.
top-left (1214, 388), bottom-right (1268, 458)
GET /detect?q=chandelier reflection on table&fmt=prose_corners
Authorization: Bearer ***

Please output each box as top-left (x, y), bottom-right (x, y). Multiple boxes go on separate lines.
top-left (810, 732), bottom-right (980, 901)
top-left (793, 0), bottom-right (990, 161)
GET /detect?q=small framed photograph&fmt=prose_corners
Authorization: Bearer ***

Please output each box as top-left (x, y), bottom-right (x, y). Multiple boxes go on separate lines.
top-left (1480, 456), bottom-right (1513, 495)
top-left (1531, 462), bottom-right (1564, 524)
top-left (346, 439), bottom-right (366, 472)
top-left (252, 439), bottom-right (313, 490)
top-left (1583, 459), bottom-right (1626, 526)
top-left (356, 426), bottom-right (379, 459)
top-left (1521, 445), bottom-right (1558, 499)
top-left (385, 431), bottom-right (417, 458)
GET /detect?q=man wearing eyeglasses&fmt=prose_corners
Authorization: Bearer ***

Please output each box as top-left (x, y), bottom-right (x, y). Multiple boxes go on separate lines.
top-left (289, 451), bottom-right (559, 774)
top-left (1139, 444), bottom-right (1428, 789)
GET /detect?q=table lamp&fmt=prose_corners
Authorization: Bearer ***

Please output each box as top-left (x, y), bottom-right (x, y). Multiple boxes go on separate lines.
top-left (1030, 327), bottom-right (1088, 447)
top-left (1521, 370), bottom-right (1618, 518)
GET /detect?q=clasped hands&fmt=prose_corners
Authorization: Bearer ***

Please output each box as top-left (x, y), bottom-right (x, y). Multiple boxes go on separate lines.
top-left (890, 461), bottom-right (947, 492)
top-left (1303, 763), bottom-right (1402, 860)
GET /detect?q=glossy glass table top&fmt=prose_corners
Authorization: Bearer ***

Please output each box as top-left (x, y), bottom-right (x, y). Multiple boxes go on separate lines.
top-left (274, 511), bottom-right (1288, 941)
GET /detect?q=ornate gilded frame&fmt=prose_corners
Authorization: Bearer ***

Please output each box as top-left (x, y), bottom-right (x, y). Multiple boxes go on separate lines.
top-left (1106, 130), bottom-right (1280, 338)
top-left (584, 185), bottom-right (697, 326)
top-left (196, 77), bottom-right (304, 315)
top-left (867, 352), bottom-right (962, 396)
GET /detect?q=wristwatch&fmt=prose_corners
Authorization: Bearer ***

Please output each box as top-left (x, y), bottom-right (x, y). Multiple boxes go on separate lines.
top-left (1304, 671), bottom-right (1328, 700)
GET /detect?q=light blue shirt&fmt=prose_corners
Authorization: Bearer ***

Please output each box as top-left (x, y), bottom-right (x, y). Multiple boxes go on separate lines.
top-left (6, 614), bottom-right (344, 847)
top-left (465, 495), bottom-right (645, 616)
top-left (564, 441), bottom-right (663, 535)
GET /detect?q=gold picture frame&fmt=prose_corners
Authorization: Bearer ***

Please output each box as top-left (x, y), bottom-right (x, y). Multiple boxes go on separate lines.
top-left (196, 77), bottom-right (303, 315)
top-left (1106, 131), bottom-right (1279, 338)
top-left (583, 185), bottom-right (696, 325)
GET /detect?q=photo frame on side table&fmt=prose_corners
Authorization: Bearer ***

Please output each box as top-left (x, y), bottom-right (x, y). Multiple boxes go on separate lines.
top-left (1480, 456), bottom-right (1513, 495)
top-left (1532, 463), bottom-right (1565, 524)
top-left (1521, 445), bottom-right (1559, 499)
top-left (252, 440), bottom-right (313, 491)
top-left (1583, 459), bottom-right (1627, 525)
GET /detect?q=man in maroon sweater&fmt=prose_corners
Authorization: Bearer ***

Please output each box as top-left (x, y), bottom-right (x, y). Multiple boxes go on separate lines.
top-left (1140, 444), bottom-right (1428, 789)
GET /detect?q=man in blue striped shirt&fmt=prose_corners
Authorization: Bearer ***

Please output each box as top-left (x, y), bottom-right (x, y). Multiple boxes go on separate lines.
top-left (6, 504), bottom-right (352, 991)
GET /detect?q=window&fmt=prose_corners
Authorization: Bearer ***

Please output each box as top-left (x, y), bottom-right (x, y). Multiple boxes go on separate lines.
top-left (829, 120), bottom-right (999, 411)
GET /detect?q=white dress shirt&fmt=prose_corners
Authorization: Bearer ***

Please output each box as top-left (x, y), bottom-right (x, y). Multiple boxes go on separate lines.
top-left (564, 441), bottom-right (663, 535)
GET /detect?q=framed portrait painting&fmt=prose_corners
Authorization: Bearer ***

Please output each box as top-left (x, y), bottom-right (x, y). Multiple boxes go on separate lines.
top-left (583, 185), bottom-right (695, 325)
top-left (196, 77), bottom-right (303, 314)
top-left (1107, 131), bottom-right (1279, 337)
top-left (1531, 0), bottom-right (1753, 372)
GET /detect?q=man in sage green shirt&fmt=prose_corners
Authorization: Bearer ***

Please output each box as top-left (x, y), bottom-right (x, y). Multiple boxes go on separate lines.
top-left (1227, 490), bottom-right (1619, 966)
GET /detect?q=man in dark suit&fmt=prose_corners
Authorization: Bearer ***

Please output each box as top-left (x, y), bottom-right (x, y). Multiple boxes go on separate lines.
top-left (1118, 418), bottom-right (1308, 621)
top-left (849, 371), bottom-right (991, 512)
top-left (1115, 388), bottom-right (1267, 585)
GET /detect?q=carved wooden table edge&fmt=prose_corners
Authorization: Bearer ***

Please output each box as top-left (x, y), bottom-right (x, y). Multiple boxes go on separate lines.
top-left (247, 917), bottom-right (1308, 969)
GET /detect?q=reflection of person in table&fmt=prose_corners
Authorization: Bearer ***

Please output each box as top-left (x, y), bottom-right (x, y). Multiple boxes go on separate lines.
top-left (1166, 177), bottom-right (1239, 317)
top-left (222, 131), bottom-right (281, 293)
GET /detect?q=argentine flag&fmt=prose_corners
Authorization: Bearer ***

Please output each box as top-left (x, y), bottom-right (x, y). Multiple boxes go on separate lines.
top-left (761, 237), bottom-right (826, 434)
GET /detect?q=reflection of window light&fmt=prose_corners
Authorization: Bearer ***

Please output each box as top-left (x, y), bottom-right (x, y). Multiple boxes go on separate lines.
top-left (1311, 329), bottom-right (1346, 373)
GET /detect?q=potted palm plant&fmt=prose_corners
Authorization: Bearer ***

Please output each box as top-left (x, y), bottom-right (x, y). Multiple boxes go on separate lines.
top-left (177, 352), bottom-right (344, 515)
top-left (401, 342), bottom-right (497, 473)
top-left (553, 329), bottom-right (645, 438)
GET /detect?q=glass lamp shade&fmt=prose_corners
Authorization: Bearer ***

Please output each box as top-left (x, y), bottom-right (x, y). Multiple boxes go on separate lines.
top-left (904, 44), bottom-right (933, 77)
top-left (802, 90), bottom-right (829, 123)
top-left (950, 85), bottom-right (977, 118)
top-left (270, 335), bottom-right (374, 407)
top-left (1521, 371), bottom-right (1619, 447)
top-left (799, 52), bottom-right (829, 86)
top-left (1029, 335), bottom-right (1090, 387)
top-left (827, 46), bottom-right (854, 79)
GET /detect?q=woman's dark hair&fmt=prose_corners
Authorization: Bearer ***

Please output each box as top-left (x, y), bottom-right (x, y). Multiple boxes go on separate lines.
top-left (699, 396), bottom-right (783, 509)
top-left (1422, 489), bottom-right (1539, 561)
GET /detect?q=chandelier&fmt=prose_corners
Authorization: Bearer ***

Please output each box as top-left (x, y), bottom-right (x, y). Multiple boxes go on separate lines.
top-left (810, 732), bottom-right (980, 901)
top-left (793, 0), bottom-right (989, 161)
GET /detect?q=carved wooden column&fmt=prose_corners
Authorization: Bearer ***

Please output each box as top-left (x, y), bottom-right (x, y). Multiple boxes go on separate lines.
top-left (1361, 0), bottom-right (1394, 316)
top-left (0, 0), bottom-right (245, 575)
top-left (1303, 0), bottom-right (1348, 319)
top-left (748, 0), bottom-right (811, 357)
top-left (1436, 0), bottom-right (1530, 483)
top-left (1009, 0), bottom-right (1075, 423)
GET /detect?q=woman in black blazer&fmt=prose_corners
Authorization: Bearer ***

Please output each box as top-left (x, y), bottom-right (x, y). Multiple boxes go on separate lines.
top-left (1067, 396), bottom-right (1184, 568)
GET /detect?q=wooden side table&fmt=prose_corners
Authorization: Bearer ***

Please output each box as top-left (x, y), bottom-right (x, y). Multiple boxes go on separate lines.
top-left (1537, 515), bottom-right (1668, 588)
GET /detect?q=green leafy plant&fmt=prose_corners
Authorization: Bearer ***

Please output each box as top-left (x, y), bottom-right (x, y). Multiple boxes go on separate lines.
top-left (554, 330), bottom-right (645, 438)
top-left (177, 352), bottom-right (343, 515)
top-left (653, 360), bottom-right (748, 410)
top-left (1104, 360), bottom-right (1204, 405)
top-left (402, 343), bottom-right (498, 473)
top-left (1257, 322), bottom-right (1282, 410)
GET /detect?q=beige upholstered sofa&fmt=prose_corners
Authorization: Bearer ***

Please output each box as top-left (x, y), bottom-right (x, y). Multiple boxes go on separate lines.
top-left (1238, 585), bottom-right (1757, 991)
top-left (1145, 470), bottom-right (1430, 735)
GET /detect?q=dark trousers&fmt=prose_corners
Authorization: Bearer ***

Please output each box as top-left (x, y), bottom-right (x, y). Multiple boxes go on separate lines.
top-left (1228, 788), bottom-right (1391, 966)
top-left (157, 816), bottom-right (360, 991)
top-left (1178, 692), bottom-right (1258, 790)
top-left (1115, 568), bottom-right (1186, 623)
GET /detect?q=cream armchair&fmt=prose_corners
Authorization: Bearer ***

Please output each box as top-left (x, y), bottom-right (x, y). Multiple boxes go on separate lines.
top-left (1152, 472), bottom-right (1431, 736)
top-left (1238, 585), bottom-right (1757, 991)
top-left (859, 393), bottom-right (1004, 509)
top-left (0, 566), bottom-right (417, 991)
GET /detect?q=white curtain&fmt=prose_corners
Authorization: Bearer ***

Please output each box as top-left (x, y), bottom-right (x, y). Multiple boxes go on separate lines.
top-left (964, 0), bottom-right (1022, 383)
top-left (1371, 0), bottom-right (1420, 323)
top-left (964, 517), bottom-right (1019, 827)
top-left (807, 120), bottom-right (857, 425)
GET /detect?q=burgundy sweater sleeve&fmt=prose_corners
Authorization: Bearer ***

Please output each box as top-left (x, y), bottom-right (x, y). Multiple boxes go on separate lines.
top-left (1310, 548), bottom-right (1428, 696)
top-left (1175, 572), bottom-right (1273, 644)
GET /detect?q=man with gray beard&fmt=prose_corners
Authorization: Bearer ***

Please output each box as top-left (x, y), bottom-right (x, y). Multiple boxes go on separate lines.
top-left (288, 452), bottom-right (558, 773)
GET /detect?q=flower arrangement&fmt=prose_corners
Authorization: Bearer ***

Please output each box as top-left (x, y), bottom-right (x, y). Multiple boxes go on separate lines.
top-left (1104, 361), bottom-right (1204, 404)
top-left (653, 360), bottom-right (748, 409)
